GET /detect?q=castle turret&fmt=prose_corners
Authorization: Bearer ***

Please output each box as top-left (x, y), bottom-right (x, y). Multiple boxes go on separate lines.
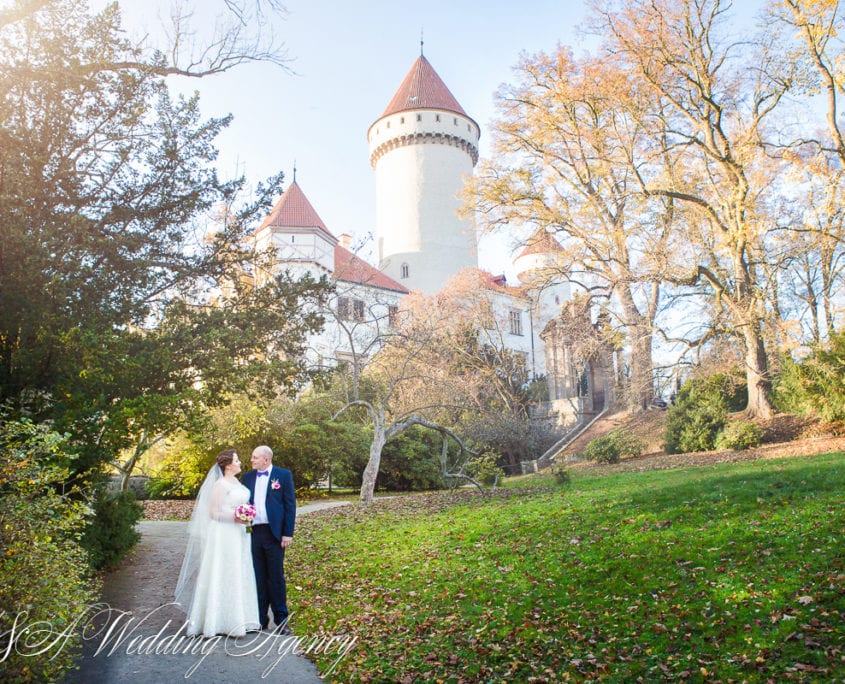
top-left (253, 179), bottom-right (338, 282)
top-left (368, 54), bottom-right (480, 293)
top-left (514, 228), bottom-right (571, 329)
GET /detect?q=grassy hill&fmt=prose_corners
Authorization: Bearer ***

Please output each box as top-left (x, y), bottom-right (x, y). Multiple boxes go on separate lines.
top-left (554, 409), bottom-right (843, 464)
top-left (287, 452), bottom-right (844, 682)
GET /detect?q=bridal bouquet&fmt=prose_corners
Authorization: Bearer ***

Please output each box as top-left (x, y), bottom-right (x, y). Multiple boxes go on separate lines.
top-left (235, 503), bottom-right (257, 533)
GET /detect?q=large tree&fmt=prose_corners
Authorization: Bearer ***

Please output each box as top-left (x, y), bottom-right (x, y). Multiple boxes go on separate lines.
top-left (0, 0), bottom-right (328, 476)
top-left (769, 0), bottom-right (845, 344)
top-left (469, 48), bottom-right (673, 410)
top-left (333, 268), bottom-right (559, 503)
top-left (594, 0), bottom-right (794, 418)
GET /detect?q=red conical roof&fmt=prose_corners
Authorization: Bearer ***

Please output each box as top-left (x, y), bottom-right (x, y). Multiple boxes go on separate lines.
top-left (516, 230), bottom-right (565, 259)
top-left (380, 55), bottom-right (468, 118)
top-left (259, 181), bottom-right (336, 242)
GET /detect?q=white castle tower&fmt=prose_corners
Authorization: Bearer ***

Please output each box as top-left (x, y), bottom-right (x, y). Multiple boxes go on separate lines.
top-left (368, 53), bottom-right (480, 293)
top-left (513, 227), bottom-right (571, 324)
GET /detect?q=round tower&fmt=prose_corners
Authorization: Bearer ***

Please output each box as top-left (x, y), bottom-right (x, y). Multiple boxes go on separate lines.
top-left (514, 228), bottom-right (571, 322)
top-left (368, 54), bottom-right (480, 294)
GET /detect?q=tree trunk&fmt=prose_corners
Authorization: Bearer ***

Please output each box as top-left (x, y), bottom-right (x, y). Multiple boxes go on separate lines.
top-left (628, 324), bottom-right (654, 411)
top-left (743, 326), bottom-right (774, 419)
top-left (620, 292), bottom-right (654, 411)
top-left (118, 433), bottom-right (163, 491)
top-left (359, 412), bottom-right (387, 505)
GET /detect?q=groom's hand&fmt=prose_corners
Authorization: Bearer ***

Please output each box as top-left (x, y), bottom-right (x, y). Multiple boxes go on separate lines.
top-left (281, 536), bottom-right (292, 549)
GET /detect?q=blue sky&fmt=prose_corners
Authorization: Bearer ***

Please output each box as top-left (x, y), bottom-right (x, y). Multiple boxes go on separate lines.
top-left (109, 0), bottom-right (594, 278)
top-left (109, 0), bottom-right (767, 279)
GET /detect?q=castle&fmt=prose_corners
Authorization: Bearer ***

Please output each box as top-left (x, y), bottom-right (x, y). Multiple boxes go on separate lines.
top-left (252, 53), bottom-right (614, 427)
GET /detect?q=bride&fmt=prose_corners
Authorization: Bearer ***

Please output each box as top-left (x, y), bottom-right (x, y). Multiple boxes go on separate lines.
top-left (174, 449), bottom-right (260, 637)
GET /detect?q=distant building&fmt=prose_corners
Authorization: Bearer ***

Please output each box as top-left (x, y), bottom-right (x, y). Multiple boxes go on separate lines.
top-left (253, 54), bottom-right (614, 426)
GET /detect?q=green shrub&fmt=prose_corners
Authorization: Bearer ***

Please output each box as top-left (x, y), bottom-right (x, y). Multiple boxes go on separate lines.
top-left (81, 488), bottom-right (143, 569)
top-left (664, 397), bottom-right (726, 454)
top-left (716, 421), bottom-right (763, 450)
top-left (774, 332), bottom-right (845, 421)
top-left (464, 451), bottom-right (505, 486)
top-left (663, 371), bottom-right (745, 454)
top-left (0, 417), bottom-right (99, 684)
top-left (145, 476), bottom-right (188, 500)
top-left (584, 430), bottom-right (644, 464)
top-left (377, 427), bottom-right (447, 491)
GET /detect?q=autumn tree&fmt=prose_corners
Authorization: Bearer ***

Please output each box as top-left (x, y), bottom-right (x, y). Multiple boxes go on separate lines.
top-left (591, 0), bottom-right (798, 418)
top-left (394, 268), bottom-right (557, 469)
top-left (333, 302), bottom-right (478, 505)
top-left (773, 158), bottom-right (845, 344)
top-left (332, 268), bottom-right (543, 504)
top-left (468, 47), bottom-right (676, 411)
top-left (768, 0), bottom-right (845, 343)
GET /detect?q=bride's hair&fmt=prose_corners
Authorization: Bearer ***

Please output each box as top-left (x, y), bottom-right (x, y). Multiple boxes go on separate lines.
top-left (216, 449), bottom-right (237, 472)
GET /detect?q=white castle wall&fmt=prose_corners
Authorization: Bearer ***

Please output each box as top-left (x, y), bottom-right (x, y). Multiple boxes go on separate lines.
top-left (369, 110), bottom-right (480, 294)
top-left (255, 226), bottom-right (335, 276)
top-left (305, 281), bottom-right (404, 370)
top-left (481, 288), bottom-right (552, 379)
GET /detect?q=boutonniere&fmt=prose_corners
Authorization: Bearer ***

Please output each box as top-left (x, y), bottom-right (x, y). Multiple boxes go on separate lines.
top-left (270, 478), bottom-right (281, 490)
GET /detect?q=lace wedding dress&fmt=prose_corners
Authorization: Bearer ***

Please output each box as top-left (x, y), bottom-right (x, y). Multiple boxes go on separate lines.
top-left (176, 474), bottom-right (260, 637)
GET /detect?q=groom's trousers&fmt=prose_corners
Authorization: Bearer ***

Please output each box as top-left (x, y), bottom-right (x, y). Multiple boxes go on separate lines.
top-left (250, 523), bottom-right (288, 627)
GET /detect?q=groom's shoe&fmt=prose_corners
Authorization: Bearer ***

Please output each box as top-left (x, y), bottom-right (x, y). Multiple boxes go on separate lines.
top-left (264, 620), bottom-right (292, 636)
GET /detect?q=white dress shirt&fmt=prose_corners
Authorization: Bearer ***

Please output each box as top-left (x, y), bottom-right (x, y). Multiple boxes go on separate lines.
top-left (252, 470), bottom-right (270, 525)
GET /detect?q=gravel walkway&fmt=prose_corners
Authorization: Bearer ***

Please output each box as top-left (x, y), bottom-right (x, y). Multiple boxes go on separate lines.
top-left (63, 500), bottom-right (353, 684)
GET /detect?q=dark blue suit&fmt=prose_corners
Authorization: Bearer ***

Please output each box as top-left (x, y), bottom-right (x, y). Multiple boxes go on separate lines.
top-left (243, 465), bottom-right (296, 627)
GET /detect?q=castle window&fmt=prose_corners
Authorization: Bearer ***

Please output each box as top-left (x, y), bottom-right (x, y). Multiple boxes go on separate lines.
top-left (577, 367), bottom-right (590, 397)
top-left (508, 309), bottom-right (523, 336)
top-left (400, 262), bottom-right (409, 279)
top-left (291, 235), bottom-right (295, 243)
top-left (417, 113), bottom-right (422, 122)
top-left (435, 114), bottom-right (441, 122)
top-left (388, 305), bottom-right (399, 328)
top-left (338, 297), bottom-right (365, 322)
top-left (387, 121), bottom-right (391, 128)
top-left (400, 116), bottom-right (405, 124)
top-left (454, 117), bottom-right (458, 125)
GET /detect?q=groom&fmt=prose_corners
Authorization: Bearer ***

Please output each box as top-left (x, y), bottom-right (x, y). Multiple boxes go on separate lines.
top-left (243, 445), bottom-right (296, 634)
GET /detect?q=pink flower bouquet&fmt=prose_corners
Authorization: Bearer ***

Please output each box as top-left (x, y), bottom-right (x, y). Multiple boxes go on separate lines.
top-left (235, 503), bottom-right (257, 533)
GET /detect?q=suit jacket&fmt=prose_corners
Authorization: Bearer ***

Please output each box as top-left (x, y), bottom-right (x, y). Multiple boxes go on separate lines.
top-left (243, 466), bottom-right (296, 541)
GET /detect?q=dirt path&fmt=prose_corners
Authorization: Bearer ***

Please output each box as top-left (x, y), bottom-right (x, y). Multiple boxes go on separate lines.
top-left (63, 501), bottom-right (353, 684)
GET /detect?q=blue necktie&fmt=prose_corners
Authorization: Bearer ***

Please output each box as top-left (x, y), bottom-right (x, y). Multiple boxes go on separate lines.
top-left (257, 470), bottom-right (269, 477)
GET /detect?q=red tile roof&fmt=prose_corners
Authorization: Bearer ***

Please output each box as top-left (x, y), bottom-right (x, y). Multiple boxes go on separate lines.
top-left (258, 180), bottom-right (409, 294)
top-left (334, 244), bottom-right (410, 294)
top-left (480, 270), bottom-right (529, 298)
top-left (258, 181), bottom-right (336, 243)
top-left (516, 230), bottom-right (565, 259)
top-left (381, 56), bottom-right (468, 118)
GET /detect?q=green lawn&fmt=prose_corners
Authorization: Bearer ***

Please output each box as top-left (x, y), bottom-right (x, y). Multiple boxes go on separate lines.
top-left (287, 453), bottom-right (845, 682)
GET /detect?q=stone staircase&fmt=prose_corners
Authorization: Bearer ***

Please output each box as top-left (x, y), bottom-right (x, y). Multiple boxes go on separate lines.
top-left (520, 408), bottom-right (637, 473)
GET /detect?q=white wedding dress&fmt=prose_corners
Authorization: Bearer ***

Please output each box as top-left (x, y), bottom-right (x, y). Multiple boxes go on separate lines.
top-left (177, 476), bottom-right (260, 637)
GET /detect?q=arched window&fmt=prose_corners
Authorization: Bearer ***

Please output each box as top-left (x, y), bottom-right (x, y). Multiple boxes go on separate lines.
top-left (401, 263), bottom-right (409, 279)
